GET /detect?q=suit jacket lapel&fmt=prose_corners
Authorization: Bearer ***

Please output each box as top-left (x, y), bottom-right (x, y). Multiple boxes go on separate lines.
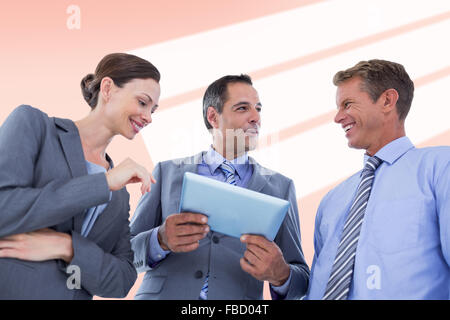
top-left (246, 156), bottom-right (269, 193)
top-left (173, 152), bottom-right (204, 212)
top-left (86, 190), bottom-right (121, 241)
top-left (54, 118), bottom-right (87, 178)
top-left (54, 117), bottom-right (87, 233)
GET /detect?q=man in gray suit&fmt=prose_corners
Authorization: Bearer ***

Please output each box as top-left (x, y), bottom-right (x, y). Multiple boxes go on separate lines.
top-left (130, 74), bottom-right (310, 300)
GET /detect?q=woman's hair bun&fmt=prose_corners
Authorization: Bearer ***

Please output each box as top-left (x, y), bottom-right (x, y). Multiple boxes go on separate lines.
top-left (80, 53), bottom-right (161, 109)
top-left (80, 73), bottom-right (96, 107)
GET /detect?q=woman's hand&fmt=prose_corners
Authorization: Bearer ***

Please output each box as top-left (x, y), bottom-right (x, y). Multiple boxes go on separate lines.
top-left (0, 228), bottom-right (74, 263)
top-left (105, 157), bottom-right (156, 194)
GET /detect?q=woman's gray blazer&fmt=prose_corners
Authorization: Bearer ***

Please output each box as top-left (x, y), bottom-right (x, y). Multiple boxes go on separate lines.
top-left (0, 105), bottom-right (137, 299)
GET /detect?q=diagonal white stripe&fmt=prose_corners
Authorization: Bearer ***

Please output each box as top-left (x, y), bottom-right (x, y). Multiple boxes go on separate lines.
top-left (337, 216), bottom-right (364, 249)
top-left (349, 185), bottom-right (372, 212)
top-left (356, 174), bottom-right (374, 191)
top-left (323, 269), bottom-right (353, 300)
top-left (332, 237), bottom-right (359, 272)
top-left (335, 287), bottom-right (350, 300)
top-left (327, 251), bottom-right (357, 284)
top-left (366, 161), bottom-right (376, 171)
top-left (344, 200), bottom-right (368, 230)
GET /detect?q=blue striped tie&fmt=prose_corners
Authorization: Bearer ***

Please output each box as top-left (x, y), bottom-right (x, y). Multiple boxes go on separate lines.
top-left (199, 161), bottom-right (237, 300)
top-left (220, 161), bottom-right (237, 186)
top-left (323, 156), bottom-right (382, 300)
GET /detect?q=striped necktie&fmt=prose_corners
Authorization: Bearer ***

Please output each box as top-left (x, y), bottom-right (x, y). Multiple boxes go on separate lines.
top-left (220, 161), bottom-right (238, 186)
top-left (199, 160), bottom-right (237, 300)
top-left (323, 156), bottom-right (382, 300)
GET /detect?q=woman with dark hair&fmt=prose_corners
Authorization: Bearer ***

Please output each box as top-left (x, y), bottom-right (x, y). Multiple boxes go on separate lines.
top-left (0, 53), bottom-right (161, 299)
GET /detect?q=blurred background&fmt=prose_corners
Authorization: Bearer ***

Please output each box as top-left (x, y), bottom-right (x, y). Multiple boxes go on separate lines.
top-left (1, 0), bottom-right (449, 299)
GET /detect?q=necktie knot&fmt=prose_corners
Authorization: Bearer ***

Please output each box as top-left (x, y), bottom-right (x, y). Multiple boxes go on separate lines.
top-left (219, 161), bottom-right (236, 176)
top-left (219, 161), bottom-right (237, 186)
top-left (363, 156), bottom-right (382, 174)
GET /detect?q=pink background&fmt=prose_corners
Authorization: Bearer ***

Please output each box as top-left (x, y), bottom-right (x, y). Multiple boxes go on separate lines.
top-left (1, 0), bottom-right (449, 299)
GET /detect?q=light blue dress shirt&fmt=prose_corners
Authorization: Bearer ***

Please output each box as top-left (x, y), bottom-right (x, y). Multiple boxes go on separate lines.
top-left (80, 160), bottom-right (112, 237)
top-left (148, 147), bottom-right (292, 296)
top-left (307, 136), bottom-right (450, 299)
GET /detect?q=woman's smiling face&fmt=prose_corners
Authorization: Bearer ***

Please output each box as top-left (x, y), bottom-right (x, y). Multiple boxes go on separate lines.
top-left (103, 77), bottom-right (161, 140)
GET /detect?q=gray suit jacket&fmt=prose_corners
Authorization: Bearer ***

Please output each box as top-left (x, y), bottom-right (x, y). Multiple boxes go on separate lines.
top-left (130, 152), bottom-right (310, 300)
top-left (0, 105), bottom-right (136, 299)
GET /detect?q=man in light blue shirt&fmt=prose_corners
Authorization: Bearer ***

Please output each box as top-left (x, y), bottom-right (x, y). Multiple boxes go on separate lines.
top-left (307, 59), bottom-right (450, 299)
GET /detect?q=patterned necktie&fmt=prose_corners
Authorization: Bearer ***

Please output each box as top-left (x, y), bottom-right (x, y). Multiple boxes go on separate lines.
top-left (323, 156), bottom-right (382, 300)
top-left (199, 160), bottom-right (237, 300)
top-left (220, 161), bottom-right (237, 185)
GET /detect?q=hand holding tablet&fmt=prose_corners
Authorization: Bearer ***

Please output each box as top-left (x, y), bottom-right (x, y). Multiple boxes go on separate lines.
top-left (179, 172), bottom-right (290, 241)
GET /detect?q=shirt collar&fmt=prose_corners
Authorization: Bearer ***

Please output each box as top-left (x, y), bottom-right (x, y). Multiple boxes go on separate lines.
top-left (203, 146), bottom-right (249, 178)
top-left (363, 136), bottom-right (415, 167)
top-left (85, 160), bottom-right (109, 173)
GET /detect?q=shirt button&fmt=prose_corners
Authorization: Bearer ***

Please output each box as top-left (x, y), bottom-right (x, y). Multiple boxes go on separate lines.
top-left (212, 236), bottom-right (219, 244)
top-left (157, 254), bottom-right (162, 259)
top-left (194, 270), bottom-right (203, 279)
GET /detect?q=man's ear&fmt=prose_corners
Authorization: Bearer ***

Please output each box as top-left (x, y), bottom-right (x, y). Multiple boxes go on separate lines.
top-left (99, 77), bottom-right (114, 103)
top-left (207, 106), bottom-right (219, 129)
top-left (381, 88), bottom-right (399, 114)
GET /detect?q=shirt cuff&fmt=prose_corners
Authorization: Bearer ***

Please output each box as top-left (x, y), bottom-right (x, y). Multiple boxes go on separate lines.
top-left (270, 269), bottom-right (292, 299)
top-left (148, 226), bottom-right (171, 266)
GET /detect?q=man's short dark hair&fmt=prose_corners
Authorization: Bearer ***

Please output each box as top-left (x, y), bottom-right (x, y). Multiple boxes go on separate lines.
top-left (333, 59), bottom-right (414, 121)
top-left (202, 74), bottom-right (253, 129)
